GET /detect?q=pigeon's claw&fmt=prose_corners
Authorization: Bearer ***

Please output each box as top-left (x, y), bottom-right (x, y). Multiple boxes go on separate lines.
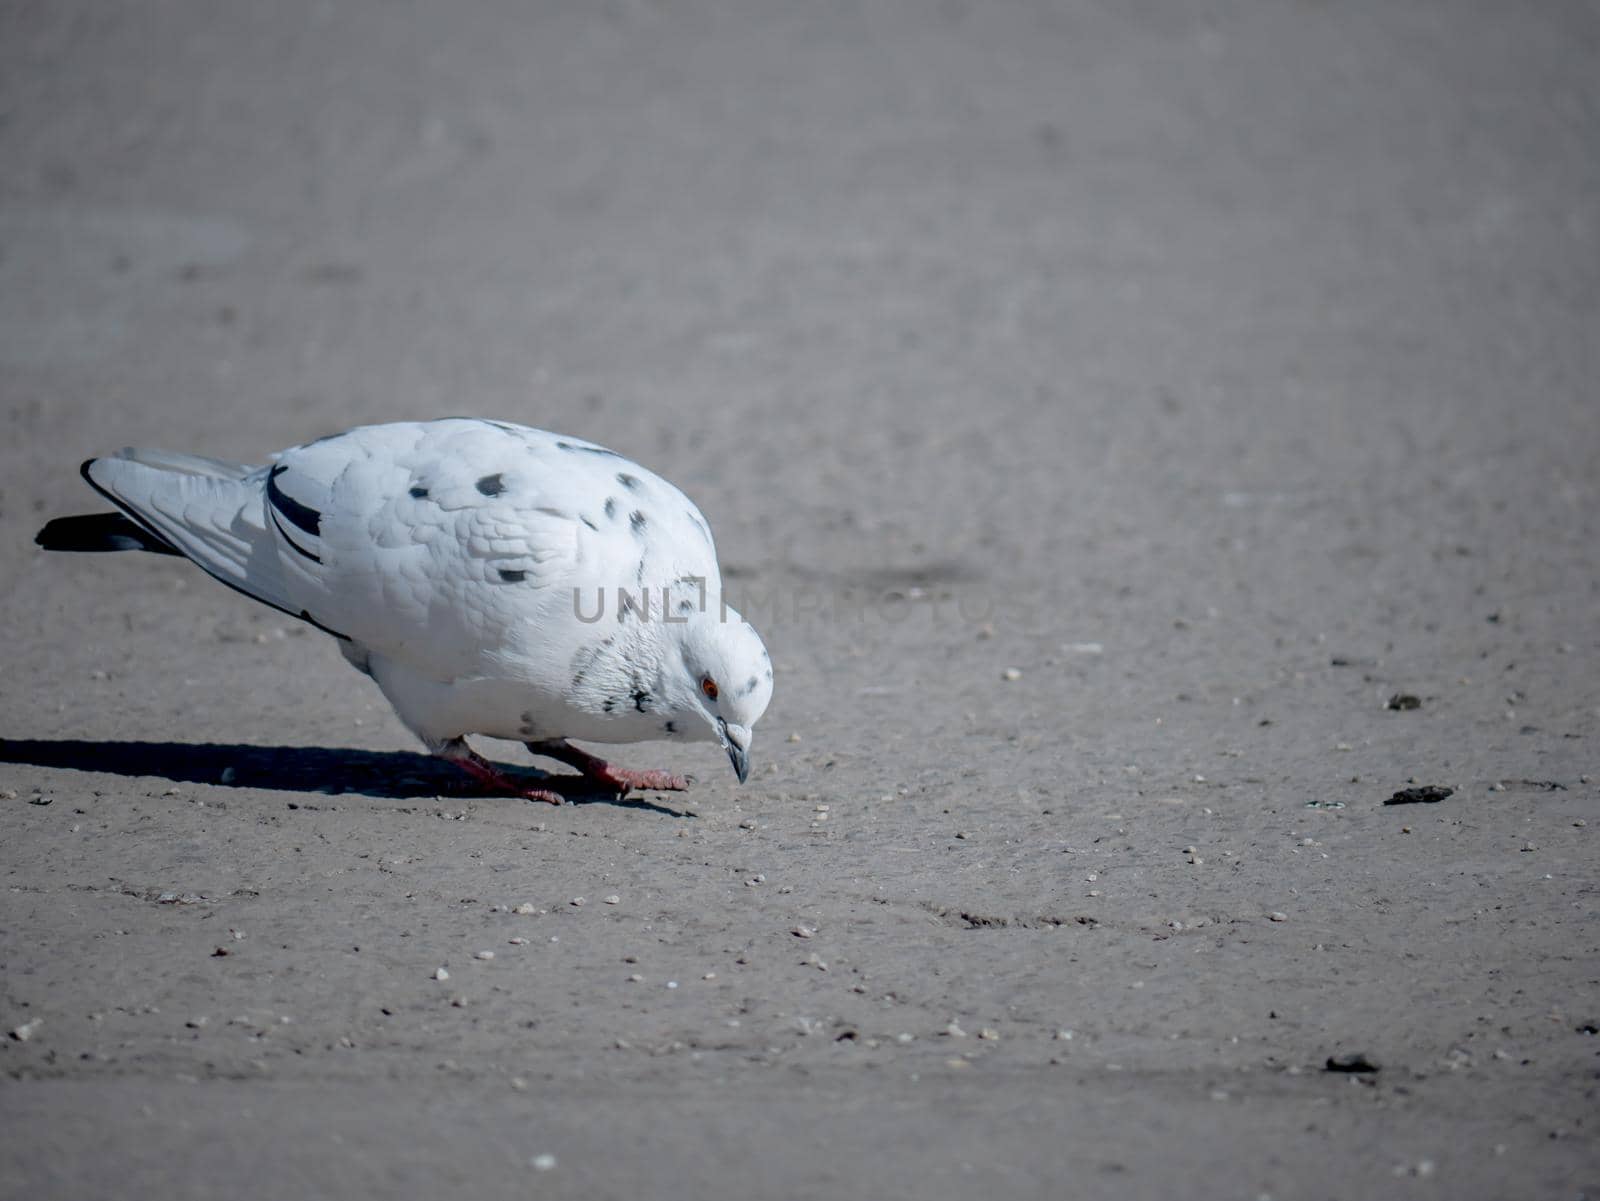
top-left (436, 737), bottom-right (565, 805)
top-left (518, 786), bottom-right (567, 807)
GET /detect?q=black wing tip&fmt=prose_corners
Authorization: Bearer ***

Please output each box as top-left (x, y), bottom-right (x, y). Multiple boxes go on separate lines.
top-left (35, 511), bottom-right (181, 555)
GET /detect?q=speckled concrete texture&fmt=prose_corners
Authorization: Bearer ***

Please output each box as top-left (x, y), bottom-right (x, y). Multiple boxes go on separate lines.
top-left (2, 3), bottom-right (1597, 1198)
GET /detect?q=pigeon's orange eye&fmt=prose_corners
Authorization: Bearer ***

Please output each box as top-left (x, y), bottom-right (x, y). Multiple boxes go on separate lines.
top-left (701, 676), bottom-right (719, 701)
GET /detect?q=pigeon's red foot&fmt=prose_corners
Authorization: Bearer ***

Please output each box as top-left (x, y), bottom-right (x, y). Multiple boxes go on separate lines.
top-left (435, 738), bottom-right (565, 805)
top-left (587, 764), bottom-right (692, 793)
top-left (525, 739), bottom-right (691, 794)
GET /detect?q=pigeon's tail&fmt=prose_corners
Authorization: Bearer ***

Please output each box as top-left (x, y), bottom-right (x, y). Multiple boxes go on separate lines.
top-left (35, 511), bottom-right (182, 555)
top-left (73, 450), bottom-right (299, 618)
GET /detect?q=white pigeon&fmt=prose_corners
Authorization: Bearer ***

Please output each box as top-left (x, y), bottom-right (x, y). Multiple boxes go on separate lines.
top-left (36, 417), bottom-right (773, 803)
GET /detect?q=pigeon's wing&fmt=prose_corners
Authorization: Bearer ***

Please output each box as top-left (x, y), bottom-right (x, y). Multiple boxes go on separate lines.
top-left (81, 449), bottom-right (314, 627)
top-left (83, 419), bottom-right (725, 671)
top-left (258, 419), bottom-right (724, 678)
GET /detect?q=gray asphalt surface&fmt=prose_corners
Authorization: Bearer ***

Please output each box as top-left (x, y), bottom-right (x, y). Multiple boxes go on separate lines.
top-left (2, 2), bottom-right (1597, 1198)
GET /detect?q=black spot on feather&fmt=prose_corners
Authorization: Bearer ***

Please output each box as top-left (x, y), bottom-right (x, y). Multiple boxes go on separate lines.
top-left (476, 473), bottom-right (505, 497)
top-left (569, 641), bottom-right (607, 690)
top-left (631, 689), bottom-right (652, 713)
top-left (269, 507), bottom-right (322, 563)
top-left (266, 464), bottom-right (321, 536)
top-left (629, 510), bottom-right (647, 535)
top-left (408, 485), bottom-right (429, 499)
top-left (602, 697), bottom-right (617, 714)
top-left (580, 515), bottom-right (599, 531)
top-left (617, 472), bottom-right (640, 491)
top-left (604, 497), bottom-right (617, 520)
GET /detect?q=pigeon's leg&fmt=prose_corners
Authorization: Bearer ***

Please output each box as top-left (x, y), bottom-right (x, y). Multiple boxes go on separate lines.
top-left (525, 739), bottom-right (691, 794)
top-left (432, 737), bottom-right (565, 806)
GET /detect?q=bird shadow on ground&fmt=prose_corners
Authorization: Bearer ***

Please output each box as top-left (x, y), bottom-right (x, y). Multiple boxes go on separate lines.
top-left (0, 738), bottom-right (694, 817)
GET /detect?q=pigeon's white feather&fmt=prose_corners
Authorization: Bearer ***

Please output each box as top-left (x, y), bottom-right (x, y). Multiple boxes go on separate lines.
top-left (74, 418), bottom-right (770, 768)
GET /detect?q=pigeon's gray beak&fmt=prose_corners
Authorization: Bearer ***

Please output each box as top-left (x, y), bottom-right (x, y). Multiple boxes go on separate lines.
top-left (727, 740), bottom-right (750, 784)
top-left (720, 720), bottom-right (751, 784)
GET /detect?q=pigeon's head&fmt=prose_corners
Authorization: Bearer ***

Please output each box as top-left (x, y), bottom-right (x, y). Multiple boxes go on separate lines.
top-left (671, 605), bottom-right (772, 783)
